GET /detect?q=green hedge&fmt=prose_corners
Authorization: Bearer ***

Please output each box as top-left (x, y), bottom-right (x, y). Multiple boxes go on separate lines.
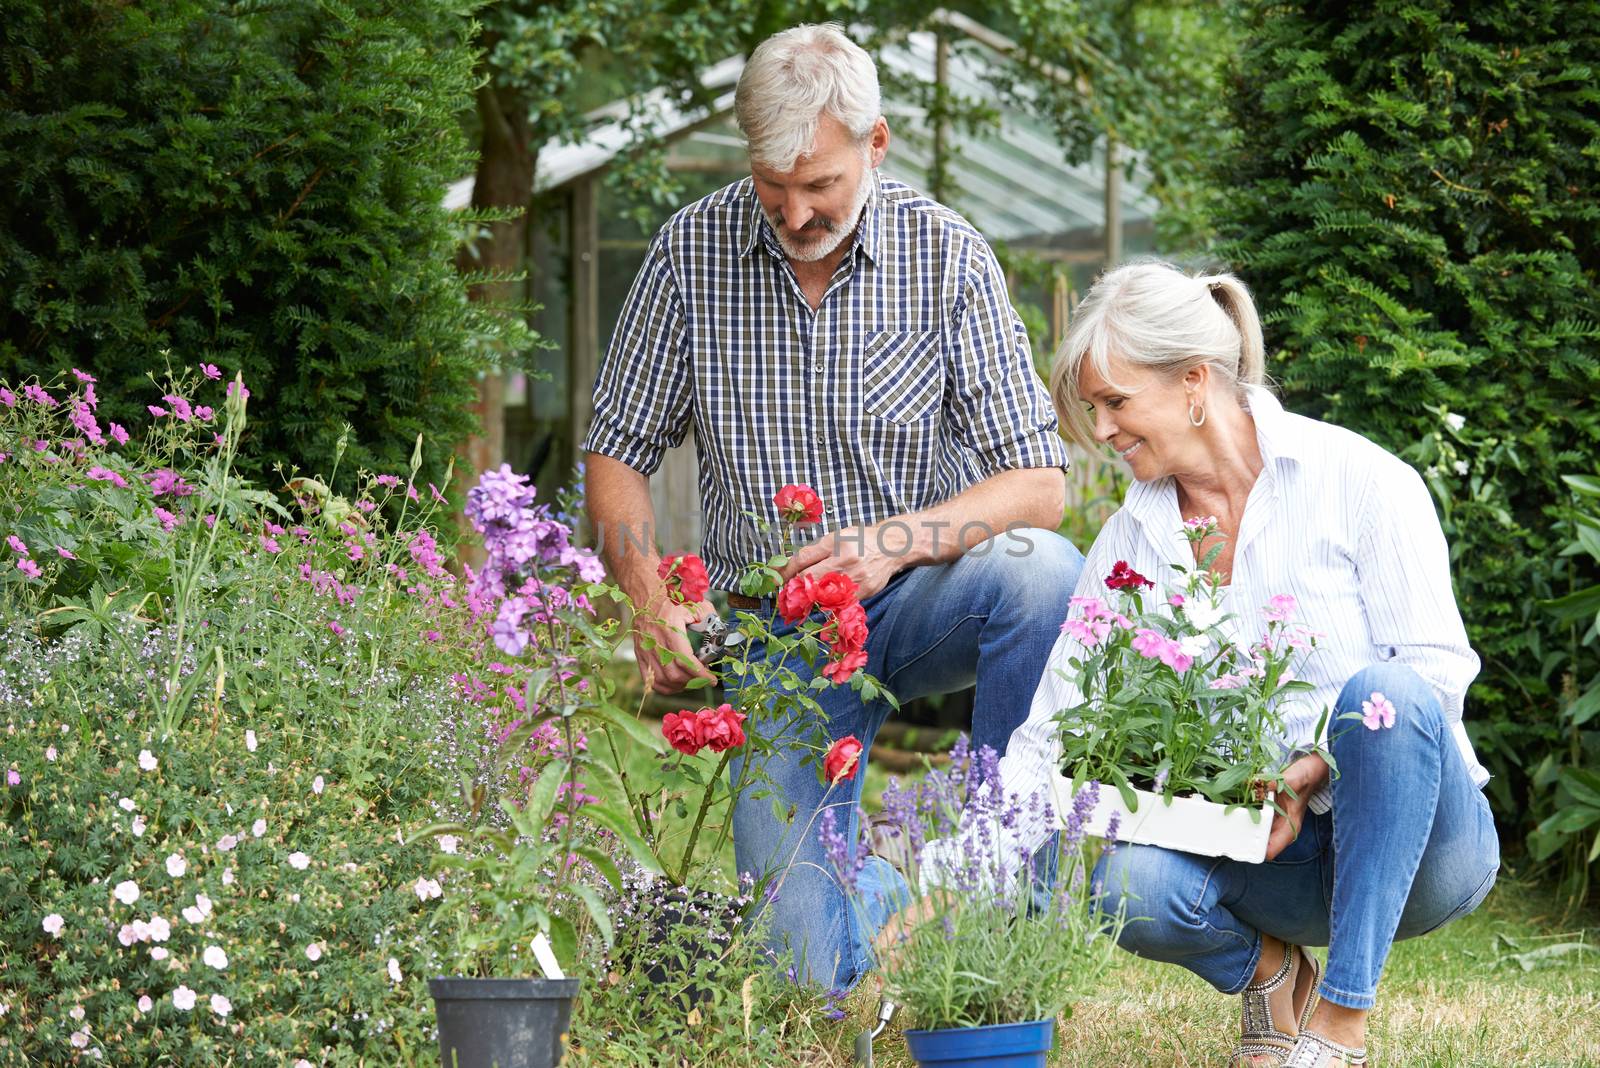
top-left (0, 0), bottom-right (490, 490)
top-left (1218, 0), bottom-right (1600, 881)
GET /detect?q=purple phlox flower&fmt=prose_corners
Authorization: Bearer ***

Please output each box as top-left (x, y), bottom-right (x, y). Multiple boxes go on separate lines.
top-left (491, 597), bottom-right (532, 656)
top-left (465, 464), bottom-right (537, 529)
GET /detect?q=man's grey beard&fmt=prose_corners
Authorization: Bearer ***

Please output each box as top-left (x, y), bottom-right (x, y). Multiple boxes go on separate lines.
top-left (765, 166), bottom-right (874, 263)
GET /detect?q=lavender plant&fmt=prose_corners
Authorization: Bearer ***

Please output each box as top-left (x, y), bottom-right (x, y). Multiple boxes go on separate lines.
top-left (826, 738), bottom-right (1125, 1031)
top-left (1053, 518), bottom-right (1329, 811)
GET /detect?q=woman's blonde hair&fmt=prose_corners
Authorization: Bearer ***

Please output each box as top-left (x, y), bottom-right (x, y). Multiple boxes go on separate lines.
top-left (1049, 260), bottom-right (1267, 448)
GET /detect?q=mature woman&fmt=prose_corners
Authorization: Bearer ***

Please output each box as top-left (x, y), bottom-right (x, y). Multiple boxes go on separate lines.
top-left (922, 262), bottom-right (1500, 1067)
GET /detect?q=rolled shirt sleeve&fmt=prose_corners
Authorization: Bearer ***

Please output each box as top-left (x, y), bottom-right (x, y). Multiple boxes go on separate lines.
top-left (580, 235), bottom-right (693, 476)
top-left (944, 241), bottom-right (1072, 478)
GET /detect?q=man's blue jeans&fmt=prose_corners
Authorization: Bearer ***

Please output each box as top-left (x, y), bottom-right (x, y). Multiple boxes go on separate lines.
top-left (721, 527), bottom-right (1084, 989)
top-left (1094, 663), bottom-right (1500, 1009)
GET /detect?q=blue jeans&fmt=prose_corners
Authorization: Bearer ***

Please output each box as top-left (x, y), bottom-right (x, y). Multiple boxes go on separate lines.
top-left (722, 527), bottom-right (1084, 989)
top-left (1094, 663), bottom-right (1500, 1010)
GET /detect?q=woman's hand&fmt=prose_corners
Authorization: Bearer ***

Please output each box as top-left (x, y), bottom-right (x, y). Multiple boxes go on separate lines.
top-left (1262, 753), bottom-right (1330, 861)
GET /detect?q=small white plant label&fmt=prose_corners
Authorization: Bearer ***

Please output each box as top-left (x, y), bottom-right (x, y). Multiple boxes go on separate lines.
top-left (530, 934), bottom-right (564, 980)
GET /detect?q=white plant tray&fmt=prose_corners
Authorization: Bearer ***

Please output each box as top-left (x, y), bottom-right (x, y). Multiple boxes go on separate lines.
top-left (1052, 773), bottom-right (1274, 864)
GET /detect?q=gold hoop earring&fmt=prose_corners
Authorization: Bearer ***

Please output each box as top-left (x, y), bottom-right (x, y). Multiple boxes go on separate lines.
top-left (1188, 399), bottom-right (1207, 427)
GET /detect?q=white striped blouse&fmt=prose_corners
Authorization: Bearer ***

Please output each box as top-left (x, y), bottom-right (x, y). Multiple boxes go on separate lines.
top-left (924, 386), bottom-right (1489, 889)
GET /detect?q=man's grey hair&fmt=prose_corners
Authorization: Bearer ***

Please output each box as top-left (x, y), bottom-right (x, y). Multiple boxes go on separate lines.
top-left (734, 23), bottom-right (881, 172)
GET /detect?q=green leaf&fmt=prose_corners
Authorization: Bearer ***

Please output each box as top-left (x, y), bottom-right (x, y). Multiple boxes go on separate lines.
top-left (1557, 766), bottom-right (1600, 809)
top-left (525, 758), bottom-right (569, 825)
top-left (547, 915), bottom-right (579, 973)
top-left (1539, 584), bottom-right (1600, 625)
top-left (586, 803), bottom-right (664, 875)
top-left (588, 700), bottom-right (666, 754)
top-left (1561, 474), bottom-right (1600, 499)
top-left (1536, 805), bottom-right (1600, 835)
top-left (573, 884), bottom-right (614, 950)
top-left (573, 846), bottom-right (624, 894)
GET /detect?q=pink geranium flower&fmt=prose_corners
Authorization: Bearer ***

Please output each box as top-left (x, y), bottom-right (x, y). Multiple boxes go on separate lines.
top-left (201, 363), bottom-right (221, 380)
top-left (1361, 691), bottom-right (1397, 730)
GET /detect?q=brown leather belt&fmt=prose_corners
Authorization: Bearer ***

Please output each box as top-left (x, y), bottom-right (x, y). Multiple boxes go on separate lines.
top-left (725, 592), bottom-right (763, 610)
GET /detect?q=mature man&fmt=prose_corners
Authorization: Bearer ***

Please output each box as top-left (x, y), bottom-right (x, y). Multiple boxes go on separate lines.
top-left (583, 23), bottom-right (1083, 988)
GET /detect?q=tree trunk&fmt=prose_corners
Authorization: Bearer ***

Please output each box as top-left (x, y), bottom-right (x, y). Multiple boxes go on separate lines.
top-left (456, 74), bottom-right (535, 561)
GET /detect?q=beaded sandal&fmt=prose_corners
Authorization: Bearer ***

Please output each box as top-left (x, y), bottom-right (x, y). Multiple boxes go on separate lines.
top-left (1282, 1029), bottom-right (1368, 1067)
top-left (1227, 942), bottom-right (1323, 1068)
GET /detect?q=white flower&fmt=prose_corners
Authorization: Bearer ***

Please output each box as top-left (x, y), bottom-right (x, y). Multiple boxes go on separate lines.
top-left (1454, 460), bottom-right (1469, 476)
top-left (69, 1005), bottom-right (85, 1021)
top-left (131, 815), bottom-right (146, 837)
top-left (217, 834), bottom-right (238, 852)
top-left (294, 1061), bottom-right (313, 1068)
top-left (166, 853), bottom-right (187, 878)
top-left (203, 945), bottom-right (228, 970)
top-left (70, 1030), bottom-right (90, 1049)
top-left (387, 957), bottom-right (403, 984)
top-left (42, 913), bottom-right (63, 937)
top-left (172, 986), bottom-right (196, 1011)
top-left (1178, 633), bottom-right (1213, 658)
top-left (221, 868), bottom-right (235, 886)
top-left (130, 919), bottom-right (152, 942)
top-left (45, 746), bottom-right (56, 761)
top-left (1183, 597), bottom-right (1226, 631)
top-left (118, 923), bottom-right (138, 947)
top-left (245, 729), bottom-right (258, 752)
top-left (413, 877), bottom-right (442, 901)
top-left (196, 893), bottom-right (213, 917)
top-left (137, 995), bottom-right (153, 1014)
top-left (287, 851), bottom-right (311, 871)
top-left (312, 775), bottom-right (325, 795)
top-left (148, 915), bottom-right (171, 942)
top-left (1445, 412), bottom-right (1466, 432)
top-left (113, 880), bottom-right (140, 906)
top-left (138, 749), bottom-right (158, 771)
top-left (150, 947), bottom-right (169, 961)
top-left (210, 994), bottom-right (231, 1018)
top-left (305, 942), bottom-right (323, 962)
top-left (118, 797), bottom-right (136, 812)
top-left (182, 906), bottom-right (203, 924)
top-left (252, 818), bottom-right (267, 838)
top-left (437, 835), bottom-right (458, 855)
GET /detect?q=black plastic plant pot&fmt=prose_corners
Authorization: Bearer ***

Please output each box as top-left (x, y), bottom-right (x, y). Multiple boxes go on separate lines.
top-left (428, 976), bottom-right (580, 1068)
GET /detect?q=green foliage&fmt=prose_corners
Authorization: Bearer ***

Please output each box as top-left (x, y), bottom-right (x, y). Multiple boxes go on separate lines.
top-left (0, 0), bottom-right (496, 492)
top-left (1528, 473), bottom-right (1600, 902)
top-left (1216, 0), bottom-right (1600, 889)
top-left (0, 372), bottom-right (480, 1062)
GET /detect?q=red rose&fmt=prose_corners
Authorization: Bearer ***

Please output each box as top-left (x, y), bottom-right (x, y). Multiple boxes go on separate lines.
top-left (774, 484), bottom-right (825, 525)
top-left (1104, 560), bottom-right (1154, 591)
top-left (823, 735), bottom-right (864, 784)
top-left (822, 648), bottom-right (868, 685)
top-left (822, 601), bottom-right (869, 653)
top-left (658, 552), bottom-right (710, 605)
top-left (777, 572), bottom-right (819, 625)
top-left (699, 702), bottom-right (747, 753)
top-left (811, 570), bottom-right (858, 614)
top-left (661, 710), bottom-right (707, 755)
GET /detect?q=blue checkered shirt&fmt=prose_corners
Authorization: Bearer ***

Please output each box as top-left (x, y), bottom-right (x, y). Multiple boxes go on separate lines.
top-left (582, 172), bottom-right (1072, 591)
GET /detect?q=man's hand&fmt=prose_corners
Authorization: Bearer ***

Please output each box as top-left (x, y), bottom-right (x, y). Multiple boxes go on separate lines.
top-left (871, 891), bottom-right (949, 968)
top-left (1263, 753), bottom-right (1330, 861)
top-left (632, 593), bottom-right (717, 695)
top-left (780, 523), bottom-right (911, 600)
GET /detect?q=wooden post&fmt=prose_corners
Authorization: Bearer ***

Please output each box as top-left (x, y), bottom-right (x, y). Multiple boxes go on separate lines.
top-left (569, 176), bottom-right (600, 478)
top-left (931, 32), bottom-right (951, 203)
top-left (1103, 136), bottom-right (1123, 266)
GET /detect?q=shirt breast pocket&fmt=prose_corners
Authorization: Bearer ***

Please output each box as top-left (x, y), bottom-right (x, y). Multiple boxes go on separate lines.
top-left (861, 330), bottom-right (943, 424)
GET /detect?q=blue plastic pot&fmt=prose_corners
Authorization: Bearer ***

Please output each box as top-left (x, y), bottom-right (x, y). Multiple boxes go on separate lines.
top-left (902, 1018), bottom-right (1054, 1067)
